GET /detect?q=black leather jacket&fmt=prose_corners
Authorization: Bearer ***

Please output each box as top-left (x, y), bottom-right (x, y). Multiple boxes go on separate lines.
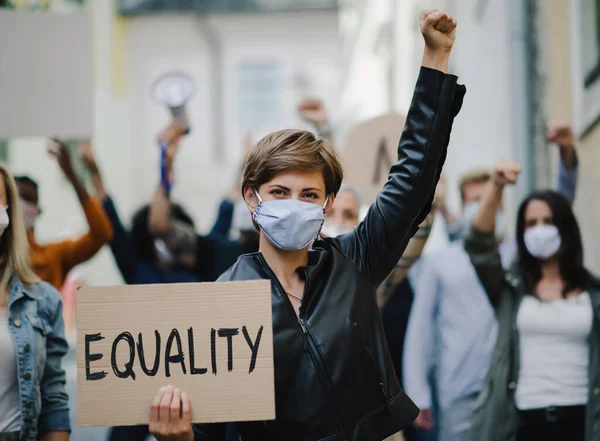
top-left (193, 67), bottom-right (466, 441)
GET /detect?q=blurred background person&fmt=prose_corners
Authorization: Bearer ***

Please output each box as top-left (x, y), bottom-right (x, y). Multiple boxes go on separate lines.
top-left (466, 160), bottom-right (599, 441)
top-left (402, 123), bottom-right (579, 441)
top-left (148, 123), bottom-right (257, 283)
top-left (208, 131), bottom-right (260, 254)
top-left (0, 163), bottom-right (70, 441)
top-left (79, 139), bottom-right (199, 441)
top-left (436, 122), bottom-right (578, 245)
top-left (79, 141), bottom-right (198, 287)
top-left (15, 138), bottom-right (113, 289)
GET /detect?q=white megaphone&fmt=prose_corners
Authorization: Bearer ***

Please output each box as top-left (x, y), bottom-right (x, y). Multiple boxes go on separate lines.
top-left (151, 71), bottom-right (196, 134)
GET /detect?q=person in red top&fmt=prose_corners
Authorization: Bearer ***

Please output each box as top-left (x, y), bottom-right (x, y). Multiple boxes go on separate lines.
top-left (15, 138), bottom-right (113, 289)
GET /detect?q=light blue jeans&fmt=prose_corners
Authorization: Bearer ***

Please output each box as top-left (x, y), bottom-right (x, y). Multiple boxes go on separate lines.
top-left (438, 393), bottom-right (479, 441)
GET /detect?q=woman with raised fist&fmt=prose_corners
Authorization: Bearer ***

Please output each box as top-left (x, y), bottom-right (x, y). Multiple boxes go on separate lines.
top-left (149, 9), bottom-right (464, 441)
top-left (465, 161), bottom-right (599, 441)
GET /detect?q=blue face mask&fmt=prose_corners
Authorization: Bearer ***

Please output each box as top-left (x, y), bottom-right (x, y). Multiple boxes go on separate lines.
top-left (252, 191), bottom-right (327, 251)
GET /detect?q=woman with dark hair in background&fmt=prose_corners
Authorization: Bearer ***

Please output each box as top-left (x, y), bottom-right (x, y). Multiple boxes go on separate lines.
top-left (465, 161), bottom-right (600, 441)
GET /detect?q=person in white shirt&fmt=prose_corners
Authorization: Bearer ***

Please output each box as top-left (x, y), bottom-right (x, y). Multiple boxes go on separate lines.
top-left (465, 160), bottom-right (600, 441)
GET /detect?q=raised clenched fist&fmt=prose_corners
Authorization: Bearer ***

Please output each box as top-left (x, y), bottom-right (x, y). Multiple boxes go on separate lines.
top-left (297, 98), bottom-right (329, 127)
top-left (493, 160), bottom-right (521, 187)
top-left (420, 9), bottom-right (457, 52)
top-left (546, 122), bottom-right (575, 150)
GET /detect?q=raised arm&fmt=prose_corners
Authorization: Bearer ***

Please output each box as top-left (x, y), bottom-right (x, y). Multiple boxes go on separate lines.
top-left (547, 122), bottom-right (578, 204)
top-left (338, 10), bottom-right (465, 286)
top-left (465, 161), bottom-right (520, 307)
top-left (48, 139), bottom-right (113, 274)
top-left (297, 97), bottom-right (333, 142)
top-left (79, 143), bottom-right (140, 283)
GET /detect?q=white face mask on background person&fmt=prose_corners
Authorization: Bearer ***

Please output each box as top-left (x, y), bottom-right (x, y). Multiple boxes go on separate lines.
top-left (0, 205), bottom-right (10, 237)
top-left (232, 199), bottom-right (256, 233)
top-left (20, 198), bottom-right (40, 230)
top-left (154, 239), bottom-right (175, 267)
top-left (523, 224), bottom-right (562, 260)
top-left (320, 223), bottom-right (353, 238)
top-left (462, 201), bottom-right (505, 238)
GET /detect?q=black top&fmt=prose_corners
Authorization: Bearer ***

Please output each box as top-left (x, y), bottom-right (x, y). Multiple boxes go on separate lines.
top-left (194, 67), bottom-right (466, 441)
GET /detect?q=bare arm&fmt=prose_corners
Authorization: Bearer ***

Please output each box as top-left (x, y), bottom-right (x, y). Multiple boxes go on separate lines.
top-left (297, 98), bottom-right (333, 142)
top-left (78, 141), bottom-right (107, 200)
top-left (49, 138), bottom-right (90, 204)
top-left (472, 161), bottom-right (520, 233)
top-left (466, 161), bottom-right (520, 308)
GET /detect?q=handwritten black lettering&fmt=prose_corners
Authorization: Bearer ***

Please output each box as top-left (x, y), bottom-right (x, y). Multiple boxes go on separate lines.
top-left (187, 327), bottom-right (207, 375)
top-left (242, 325), bottom-right (263, 374)
top-left (372, 137), bottom-right (393, 185)
top-left (85, 333), bottom-right (108, 381)
top-left (218, 328), bottom-right (239, 372)
top-left (111, 332), bottom-right (136, 380)
top-left (165, 328), bottom-right (186, 377)
top-left (211, 328), bottom-right (217, 375)
top-left (137, 331), bottom-right (161, 376)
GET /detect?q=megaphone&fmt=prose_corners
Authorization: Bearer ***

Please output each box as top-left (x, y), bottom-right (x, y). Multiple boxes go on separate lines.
top-left (151, 71), bottom-right (196, 134)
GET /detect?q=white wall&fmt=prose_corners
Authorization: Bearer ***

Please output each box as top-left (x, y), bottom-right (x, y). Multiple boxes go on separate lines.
top-left (7, 2), bottom-right (340, 287)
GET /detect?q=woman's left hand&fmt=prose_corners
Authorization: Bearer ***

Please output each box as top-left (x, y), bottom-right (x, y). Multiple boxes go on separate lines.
top-left (149, 385), bottom-right (194, 441)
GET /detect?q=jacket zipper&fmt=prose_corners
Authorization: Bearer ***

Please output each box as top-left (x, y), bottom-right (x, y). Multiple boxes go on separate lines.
top-left (301, 318), bottom-right (350, 440)
top-left (258, 257), bottom-right (349, 440)
top-left (353, 321), bottom-right (389, 405)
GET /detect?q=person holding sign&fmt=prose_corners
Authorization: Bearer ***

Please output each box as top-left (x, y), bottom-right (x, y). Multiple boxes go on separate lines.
top-left (0, 164), bottom-right (70, 441)
top-left (149, 9), bottom-right (464, 441)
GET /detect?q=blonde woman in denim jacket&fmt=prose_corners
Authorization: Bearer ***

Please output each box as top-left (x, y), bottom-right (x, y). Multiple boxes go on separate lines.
top-left (0, 163), bottom-right (70, 441)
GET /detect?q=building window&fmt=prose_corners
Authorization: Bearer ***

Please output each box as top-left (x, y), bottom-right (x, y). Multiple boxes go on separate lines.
top-left (237, 61), bottom-right (282, 131)
top-left (571, 0), bottom-right (600, 134)
top-left (582, 0), bottom-right (600, 87)
top-left (0, 141), bottom-right (9, 164)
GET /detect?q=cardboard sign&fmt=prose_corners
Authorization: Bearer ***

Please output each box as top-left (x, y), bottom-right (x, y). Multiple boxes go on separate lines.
top-left (76, 281), bottom-right (275, 427)
top-left (0, 10), bottom-right (92, 138)
top-left (341, 114), bottom-right (406, 205)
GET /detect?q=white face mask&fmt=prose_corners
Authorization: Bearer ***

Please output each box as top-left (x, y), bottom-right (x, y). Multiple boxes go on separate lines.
top-left (0, 205), bottom-right (9, 237)
top-left (232, 200), bottom-right (255, 232)
top-left (320, 222), bottom-right (354, 238)
top-left (524, 224), bottom-right (561, 260)
top-left (154, 239), bottom-right (175, 266)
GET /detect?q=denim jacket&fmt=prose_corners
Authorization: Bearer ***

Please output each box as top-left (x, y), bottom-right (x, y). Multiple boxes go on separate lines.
top-left (6, 275), bottom-right (70, 440)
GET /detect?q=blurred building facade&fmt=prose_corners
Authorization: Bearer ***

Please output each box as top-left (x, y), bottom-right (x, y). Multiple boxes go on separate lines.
top-left (542, 0), bottom-right (600, 270)
top-left (339, 0), bottom-right (535, 250)
top-left (338, 0), bottom-right (600, 270)
top-left (6, 0), bottom-right (340, 286)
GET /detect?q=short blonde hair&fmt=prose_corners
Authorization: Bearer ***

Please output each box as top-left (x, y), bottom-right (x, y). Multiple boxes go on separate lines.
top-left (242, 129), bottom-right (344, 196)
top-left (0, 163), bottom-right (38, 306)
top-left (458, 168), bottom-right (491, 202)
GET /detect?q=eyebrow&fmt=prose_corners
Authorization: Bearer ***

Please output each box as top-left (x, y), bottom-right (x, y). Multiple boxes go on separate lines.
top-left (268, 184), bottom-right (322, 192)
